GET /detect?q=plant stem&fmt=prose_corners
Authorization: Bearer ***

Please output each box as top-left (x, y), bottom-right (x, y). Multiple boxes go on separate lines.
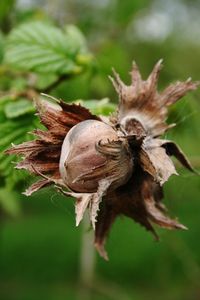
top-left (79, 213), bottom-right (96, 297)
top-left (42, 74), bottom-right (73, 93)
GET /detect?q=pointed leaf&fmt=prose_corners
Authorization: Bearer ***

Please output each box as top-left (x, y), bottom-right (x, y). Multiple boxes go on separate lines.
top-left (5, 21), bottom-right (92, 74)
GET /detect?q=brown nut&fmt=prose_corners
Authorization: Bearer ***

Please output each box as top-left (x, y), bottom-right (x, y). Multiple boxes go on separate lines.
top-left (59, 119), bottom-right (133, 193)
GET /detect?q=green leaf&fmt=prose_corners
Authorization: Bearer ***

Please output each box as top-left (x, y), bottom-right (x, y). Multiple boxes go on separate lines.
top-left (0, 96), bottom-right (39, 189)
top-left (64, 25), bottom-right (93, 67)
top-left (64, 25), bottom-right (88, 54)
top-left (77, 98), bottom-right (116, 115)
top-left (5, 21), bottom-right (92, 74)
top-left (5, 98), bottom-right (35, 119)
top-left (34, 73), bottom-right (58, 90)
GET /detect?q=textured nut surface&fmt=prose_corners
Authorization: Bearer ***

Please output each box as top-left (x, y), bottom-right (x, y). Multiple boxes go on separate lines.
top-left (59, 120), bottom-right (121, 192)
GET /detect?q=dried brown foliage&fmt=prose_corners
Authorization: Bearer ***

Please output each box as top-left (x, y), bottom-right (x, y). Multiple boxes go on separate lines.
top-left (6, 61), bottom-right (199, 260)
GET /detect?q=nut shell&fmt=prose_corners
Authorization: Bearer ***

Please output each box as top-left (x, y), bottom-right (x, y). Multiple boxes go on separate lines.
top-left (59, 119), bottom-right (133, 193)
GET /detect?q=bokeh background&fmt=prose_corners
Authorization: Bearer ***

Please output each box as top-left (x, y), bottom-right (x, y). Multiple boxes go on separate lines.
top-left (1, 0), bottom-right (200, 299)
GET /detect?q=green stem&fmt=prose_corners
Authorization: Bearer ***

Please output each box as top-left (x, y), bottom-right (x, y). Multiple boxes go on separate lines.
top-left (79, 214), bottom-right (96, 298)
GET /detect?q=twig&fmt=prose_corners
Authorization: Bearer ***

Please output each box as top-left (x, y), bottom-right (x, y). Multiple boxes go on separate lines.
top-left (0, 73), bottom-right (73, 102)
top-left (42, 74), bottom-right (73, 94)
top-left (78, 214), bottom-right (96, 299)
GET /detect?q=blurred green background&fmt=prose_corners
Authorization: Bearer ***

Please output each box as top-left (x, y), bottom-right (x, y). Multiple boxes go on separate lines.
top-left (0, 0), bottom-right (200, 299)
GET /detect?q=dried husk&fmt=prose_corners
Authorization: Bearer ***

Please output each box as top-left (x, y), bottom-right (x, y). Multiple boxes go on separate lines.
top-left (6, 61), bottom-right (199, 260)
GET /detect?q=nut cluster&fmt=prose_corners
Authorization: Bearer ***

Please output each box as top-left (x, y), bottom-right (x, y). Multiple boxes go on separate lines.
top-left (6, 60), bottom-right (199, 260)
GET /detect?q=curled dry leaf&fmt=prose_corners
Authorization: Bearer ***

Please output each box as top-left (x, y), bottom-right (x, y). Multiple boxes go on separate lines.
top-left (6, 61), bottom-right (199, 260)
